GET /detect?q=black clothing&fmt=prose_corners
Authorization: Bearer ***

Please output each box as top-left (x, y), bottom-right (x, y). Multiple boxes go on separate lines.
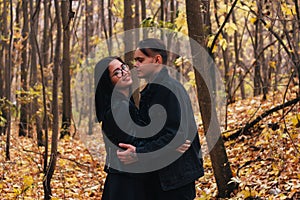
top-left (136, 67), bottom-right (204, 191)
top-left (144, 172), bottom-right (196, 200)
top-left (99, 92), bottom-right (146, 200)
top-left (101, 173), bottom-right (147, 200)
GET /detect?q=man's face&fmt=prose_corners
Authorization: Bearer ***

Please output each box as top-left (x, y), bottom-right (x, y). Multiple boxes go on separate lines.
top-left (133, 48), bottom-right (159, 80)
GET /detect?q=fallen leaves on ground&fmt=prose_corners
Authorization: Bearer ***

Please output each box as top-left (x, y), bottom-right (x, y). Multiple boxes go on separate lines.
top-left (0, 92), bottom-right (299, 199)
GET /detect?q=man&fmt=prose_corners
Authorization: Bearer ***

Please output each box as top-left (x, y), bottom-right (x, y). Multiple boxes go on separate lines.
top-left (117, 38), bottom-right (204, 200)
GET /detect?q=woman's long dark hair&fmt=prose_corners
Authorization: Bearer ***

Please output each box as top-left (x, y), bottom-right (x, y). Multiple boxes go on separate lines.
top-left (94, 56), bottom-right (124, 122)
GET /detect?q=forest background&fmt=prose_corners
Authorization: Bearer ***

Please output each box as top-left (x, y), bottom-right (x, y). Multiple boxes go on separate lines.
top-left (0, 0), bottom-right (299, 199)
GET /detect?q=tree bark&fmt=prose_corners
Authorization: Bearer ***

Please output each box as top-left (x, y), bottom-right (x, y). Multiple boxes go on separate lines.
top-left (29, 0), bottom-right (45, 146)
top-left (43, 0), bottom-right (61, 199)
top-left (60, 0), bottom-right (72, 139)
top-left (140, 0), bottom-right (147, 38)
top-left (124, 0), bottom-right (139, 105)
top-left (19, 0), bottom-right (29, 137)
top-left (0, 0), bottom-right (8, 136)
top-left (186, 0), bottom-right (236, 197)
top-left (5, 0), bottom-right (13, 160)
top-left (85, 0), bottom-right (94, 135)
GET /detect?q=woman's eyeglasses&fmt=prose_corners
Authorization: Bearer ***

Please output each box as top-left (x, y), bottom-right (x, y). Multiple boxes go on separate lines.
top-left (111, 63), bottom-right (129, 78)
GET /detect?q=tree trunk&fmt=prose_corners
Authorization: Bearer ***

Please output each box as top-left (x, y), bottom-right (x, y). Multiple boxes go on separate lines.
top-left (60, 0), bottom-right (72, 139)
top-left (19, 0), bottom-right (29, 137)
top-left (0, 0), bottom-right (8, 136)
top-left (43, 0), bottom-right (61, 199)
top-left (253, 3), bottom-right (262, 97)
top-left (85, 0), bottom-right (94, 135)
top-left (186, 0), bottom-right (236, 197)
top-left (135, 0), bottom-right (140, 45)
top-left (232, 8), bottom-right (245, 99)
top-left (124, 0), bottom-right (139, 105)
top-left (30, 0), bottom-right (45, 146)
top-left (124, 0), bottom-right (135, 65)
top-left (5, 0), bottom-right (13, 161)
top-left (29, 0), bottom-right (43, 145)
top-left (140, 0), bottom-right (147, 38)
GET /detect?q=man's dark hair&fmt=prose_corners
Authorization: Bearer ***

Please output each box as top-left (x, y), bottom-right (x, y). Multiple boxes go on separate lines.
top-left (137, 38), bottom-right (168, 64)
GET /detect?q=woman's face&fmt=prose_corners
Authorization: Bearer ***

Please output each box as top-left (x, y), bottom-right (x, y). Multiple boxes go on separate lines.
top-left (108, 59), bottom-right (133, 89)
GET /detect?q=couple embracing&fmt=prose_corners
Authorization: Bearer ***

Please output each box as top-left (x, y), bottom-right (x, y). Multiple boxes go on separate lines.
top-left (95, 38), bottom-right (204, 200)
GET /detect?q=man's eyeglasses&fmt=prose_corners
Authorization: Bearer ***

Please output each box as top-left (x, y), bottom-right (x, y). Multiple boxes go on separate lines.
top-left (111, 63), bottom-right (129, 78)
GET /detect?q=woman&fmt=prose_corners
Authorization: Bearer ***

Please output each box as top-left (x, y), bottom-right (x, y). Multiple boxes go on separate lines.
top-left (94, 56), bottom-right (146, 200)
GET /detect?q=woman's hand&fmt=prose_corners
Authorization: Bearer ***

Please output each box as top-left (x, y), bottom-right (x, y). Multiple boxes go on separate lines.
top-left (176, 140), bottom-right (191, 154)
top-left (117, 143), bottom-right (138, 164)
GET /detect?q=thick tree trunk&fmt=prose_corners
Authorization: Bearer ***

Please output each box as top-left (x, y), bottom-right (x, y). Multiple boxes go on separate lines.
top-left (140, 0), bottom-right (147, 38)
top-left (124, 0), bottom-right (135, 64)
top-left (124, 0), bottom-right (139, 105)
top-left (186, 0), bottom-right (236, 197)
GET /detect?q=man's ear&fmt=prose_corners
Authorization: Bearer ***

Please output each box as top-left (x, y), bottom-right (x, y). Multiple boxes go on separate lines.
top-left (155, 54), bottom-right (163, 64)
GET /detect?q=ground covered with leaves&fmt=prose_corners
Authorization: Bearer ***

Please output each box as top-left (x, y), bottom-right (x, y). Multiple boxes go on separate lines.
top-left (0, 92), bottom-right (299, 199)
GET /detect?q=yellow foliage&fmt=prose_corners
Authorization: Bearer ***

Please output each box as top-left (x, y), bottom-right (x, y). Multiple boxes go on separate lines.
top-left (291, 114), bottom-right (300, 126)
top-left (269, 61), bottom-right (276, 69)
top-left (265, 22), bottom-right (271, 29)
top-left (219, 38), bottom-right (228, 51)
top-left (224, 22), bottom-right (237, 36)
top-left (250, 17), bottom-right (257, 24)
top-left (281, 3), bottom-right (296, 16)
top-left (23, 175), bottom-right (34, 188)
top-left (207, 35), bottom-right (217, 53)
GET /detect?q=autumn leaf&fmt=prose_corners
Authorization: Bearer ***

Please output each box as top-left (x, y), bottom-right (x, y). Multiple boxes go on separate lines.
top-left (224, 22), bottom-right (237, 36)
top-left (269, 61), bottom-right (276, 69)
top-left (23, 175), bottom-right (34, 189)
top-left (219, 38), bottom-right (228, 51)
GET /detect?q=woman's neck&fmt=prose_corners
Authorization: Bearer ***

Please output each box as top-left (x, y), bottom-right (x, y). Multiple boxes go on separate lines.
top-left (118, 88), bottom-right (130, 97)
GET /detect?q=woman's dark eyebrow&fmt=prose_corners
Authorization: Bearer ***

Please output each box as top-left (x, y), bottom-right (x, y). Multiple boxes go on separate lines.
top-left (112, 63), bottom-right (125, 73)
top-left (112, 68), bottom-right (122, 73)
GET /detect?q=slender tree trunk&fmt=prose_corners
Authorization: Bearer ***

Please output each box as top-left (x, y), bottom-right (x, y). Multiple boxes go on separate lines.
top-left (44, 0), bottom-right (61, 199)
top-left (0, 0), bottom-right (8, 136)
top-left (100, 0), bottom-right (110, 54)
top-left (274, 41), bottom-right (281, 91)
top-left (257, 1), bottom-right (267, 100)
top-left (19, 0), bottom-right (29, 137)
top-left (29, 0), bottom-right (43, 145)
top-left (253, 2), bottom-right (262, 96)
top-left (5, 0), bottom-right (14, 161)
top-left (85, 0), bottom-right (94, 135)
top-left (135, 0), bottom-right (140, 45)
top-left (186, 0), bottom-right (236, 197)
top-left (60, 0), bottom-right (72, 139)
top-left (232, 8), bottom-right (245, 99)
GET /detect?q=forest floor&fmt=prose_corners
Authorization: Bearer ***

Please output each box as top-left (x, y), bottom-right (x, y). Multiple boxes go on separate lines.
top-left (0, 89), bottom-right (299, 199)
